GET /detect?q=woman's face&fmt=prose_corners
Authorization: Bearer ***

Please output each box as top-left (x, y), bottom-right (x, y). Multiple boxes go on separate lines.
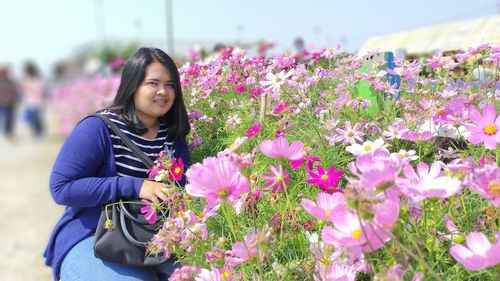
top-left (134, 61), bottom-right (176, 124)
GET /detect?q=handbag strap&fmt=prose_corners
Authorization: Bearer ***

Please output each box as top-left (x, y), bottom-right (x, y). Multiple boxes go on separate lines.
top-left (91, 113), bottom-right (154, 168)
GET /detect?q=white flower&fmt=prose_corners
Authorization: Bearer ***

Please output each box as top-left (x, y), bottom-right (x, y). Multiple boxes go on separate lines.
top-left (225, 114), bottom-right (241, 127)
top-left (346, 138), bottom-right (386, 156)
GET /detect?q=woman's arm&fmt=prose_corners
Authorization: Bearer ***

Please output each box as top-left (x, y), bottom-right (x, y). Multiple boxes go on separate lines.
top-left (49, 117), bottom-right (143, 207)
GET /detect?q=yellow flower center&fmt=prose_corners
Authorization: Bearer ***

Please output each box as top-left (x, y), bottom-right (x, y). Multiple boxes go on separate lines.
top-left (275, 76), bottom-right (282, 83)
top-left (483, 124), bottom-right (497, 135)
top-left (325, 210), bottom-right (331, 217)
top-left (352, 228), bottom-right (362, 240)
top-left (277, 174), bottom-right (283, 182)
top-left (221, 271), bottom-right (230, 280)
top-left (347, 131), bottom-right (354, 137)
top-left (437, 109), bottom-right (445, 116)
top-left (364, 145), bottom-right (372, 152)
top-left (487, 180), bottom-right (500, 196)
top-left (174, 167), bottom-right (181, 174)
top-left (321, 174), bottom-right (328, 181)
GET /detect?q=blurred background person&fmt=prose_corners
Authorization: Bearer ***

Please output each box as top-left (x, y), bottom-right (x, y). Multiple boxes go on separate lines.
top-left (20, 61), bottom-right (47, 139)
top-left (0, 64), bottom-right (19, 140)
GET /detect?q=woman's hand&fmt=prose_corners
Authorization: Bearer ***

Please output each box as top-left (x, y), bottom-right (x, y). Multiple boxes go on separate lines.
top-left (139, 180), bottom-right (170, 204)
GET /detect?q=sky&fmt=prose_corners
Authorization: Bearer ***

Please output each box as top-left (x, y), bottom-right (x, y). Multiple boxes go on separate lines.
top-left (0, 0), bottom-right (498, 77)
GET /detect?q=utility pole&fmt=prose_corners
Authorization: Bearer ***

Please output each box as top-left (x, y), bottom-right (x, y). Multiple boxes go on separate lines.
top-left (166, 0), bottom-right (174, 55)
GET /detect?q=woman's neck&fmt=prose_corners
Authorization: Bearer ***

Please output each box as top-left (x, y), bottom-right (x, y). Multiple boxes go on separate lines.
top-left (138, 115), bottom-right (159, 139)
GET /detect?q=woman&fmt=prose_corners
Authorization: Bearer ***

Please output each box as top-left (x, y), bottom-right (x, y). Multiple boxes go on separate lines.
top-left (44, 48), bottom-right (190, 280)
top-left (20, 61), bottom-right (46, 138)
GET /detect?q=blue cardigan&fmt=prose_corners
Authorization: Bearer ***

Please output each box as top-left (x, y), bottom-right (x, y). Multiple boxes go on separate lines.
top-left (44, 116), bottom-right (189, 280)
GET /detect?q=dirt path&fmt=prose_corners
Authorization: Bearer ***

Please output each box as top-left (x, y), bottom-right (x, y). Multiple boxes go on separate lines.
top-left (0, 106), bottom-right (65, 281)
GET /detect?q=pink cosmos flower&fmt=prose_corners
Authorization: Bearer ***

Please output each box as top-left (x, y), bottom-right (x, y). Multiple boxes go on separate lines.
top-left (262, 163), bottom-right (291, 193)
top-left (169, 266), bottom-right (202, 281)
top-left (233, 83), bottom-right (246, 93)
top-left (244, 123), bottom-right (261, 137)
top-left (307, 164), bottom-right (344, 193)
top-left (140, 199), bottom-right (157, 224)
top-left (259, 137), bottom-right (304, 161)
top-left (335, 121), bottom-right (365, 145)
top-left (450, 231), bottom-right (500, 270)
top-left (259, 69), bottom-right (294, 94)
top-left (347, 149), bottom-right (401, 194)
top-left (382, 123), bottom-right (409, 140)
top-left (185, 156), bottom-right (249, 207)
top-left (322, 198), bottom-right (400, 252)
top-left (195, 267), bottom-right (233, 281)
top-left (225, 228), bottom-right (268, 266)
top-left (401, 131), bottom-right (433, 142)
top-left (468, 163), bottom-right (500, 207)
top-left (301, 192), bottom-right (345, 222)
top-left (465, 104), bottom-right (500, 150)
top-left (314, 262), bottom-right (357, 281)
top-left (396, 162), bottom-right (462, 202)
top-left (272, 102), bottom-right (289, 115)
top-left (290, 149), bottom-right (321, 171)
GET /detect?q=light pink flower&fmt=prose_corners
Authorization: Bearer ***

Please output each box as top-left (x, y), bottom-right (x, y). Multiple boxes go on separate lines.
top-left (465, 104), bottom-right (500, 150)
top-left (396, 162), bottom-right (462, 202)
top-left (259, 137), bottom-right (304, 161)
top-left (195, 267), bottom-right (233, 281)
top-left (185, 156), bottom-right (249, 207)
top-left (335, 121), bottom-right (364, 145)
top-left (140, 199), bottom-right (157, 224)
top-left (301, 192), bottom-right (345, 221)
top-left (225, 228), bottom-right (267, 266)
top-left (468, 163), bottom-right (500, 207)
top-left (450, 231), bottom-right (500, 270)
top-left (262, 163), bottom-right (291, 193)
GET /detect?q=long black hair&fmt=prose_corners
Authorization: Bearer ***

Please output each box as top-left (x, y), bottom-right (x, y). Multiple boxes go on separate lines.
top-left (109, 47), bottom-right (190, 140)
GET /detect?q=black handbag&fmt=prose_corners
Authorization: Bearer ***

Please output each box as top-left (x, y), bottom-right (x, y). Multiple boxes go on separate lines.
top-left (91, 113), bottom-right (170, 266)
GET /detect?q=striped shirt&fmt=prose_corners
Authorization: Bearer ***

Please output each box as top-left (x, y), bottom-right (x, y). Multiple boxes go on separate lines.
top-left (100, 110), bottom-right (174, 178)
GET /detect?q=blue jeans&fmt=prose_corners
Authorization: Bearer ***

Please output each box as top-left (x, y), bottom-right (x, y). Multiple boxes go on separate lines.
top-left (61, 236), bottom-right (178, 281)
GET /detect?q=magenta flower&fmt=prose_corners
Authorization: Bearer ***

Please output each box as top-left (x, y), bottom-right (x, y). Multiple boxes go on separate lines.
top-left (301, 192), bottom-right (345, 222)
top-left (272, 102), bottom-right (289, 115)
top-left (450, 231), bottom-right (500, 270)
top-left (185, 156), bottom-right (249, 207)
top-left (465, 104), bottom-right (500, 150)
top-left (244, 123), bottom-right (261, 137)
top-left (234, 83), bottom-right (246, 93)
top-left (140, 199), bottom-right (157, 224)
top-left (259, 137), bottom-right (304, 161)
top-left (307, 164), bottom-right (344, 193)
top-left (262, 163), bottom-right (291, 193)
top-left (290, 150), bottom-right (321, 171)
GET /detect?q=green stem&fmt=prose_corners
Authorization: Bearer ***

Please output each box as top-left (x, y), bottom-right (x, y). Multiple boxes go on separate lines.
top-left (220, 203), bottom-right (239, 242)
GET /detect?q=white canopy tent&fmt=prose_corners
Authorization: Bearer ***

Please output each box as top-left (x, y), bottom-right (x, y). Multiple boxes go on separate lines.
top-left (357, 15), bottom-right (500, 56)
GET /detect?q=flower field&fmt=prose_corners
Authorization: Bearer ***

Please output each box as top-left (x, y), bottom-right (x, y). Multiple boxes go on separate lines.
top-left (55, 44), bottom-right (499, 280)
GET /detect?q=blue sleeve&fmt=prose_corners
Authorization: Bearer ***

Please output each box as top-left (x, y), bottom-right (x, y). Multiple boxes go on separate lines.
top-left (174, 138), bottom-right (190, 187)
top-left (49, 117), bottom-right (143, 207)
